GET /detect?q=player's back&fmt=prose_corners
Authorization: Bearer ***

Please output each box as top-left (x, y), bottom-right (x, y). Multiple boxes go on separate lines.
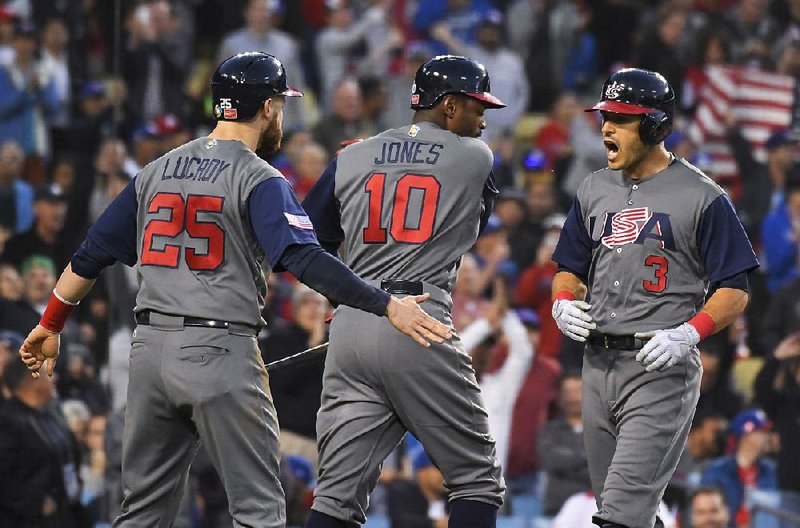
top-left (134, 137), bottom-right (277, 327)
top-left (334, 122), bottom-right (493, 292)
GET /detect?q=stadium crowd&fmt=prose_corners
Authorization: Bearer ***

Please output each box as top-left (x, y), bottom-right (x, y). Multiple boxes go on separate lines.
top-left (0, 0), bottom-right (799, 527)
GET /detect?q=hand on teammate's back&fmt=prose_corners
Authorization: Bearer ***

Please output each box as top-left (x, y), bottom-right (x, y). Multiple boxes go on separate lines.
top-left (552, 299), bottom-right (595, 342)
top-left (386, 294), bottom-right (453, 347)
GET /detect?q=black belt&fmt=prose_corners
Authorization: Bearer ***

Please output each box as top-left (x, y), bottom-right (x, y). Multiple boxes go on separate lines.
top-left (380, 279), bottom-right (423, 296)
top-left (135, 310), bottom-right (256, 333)
top-left (587, 334), bottom-right (646, 350)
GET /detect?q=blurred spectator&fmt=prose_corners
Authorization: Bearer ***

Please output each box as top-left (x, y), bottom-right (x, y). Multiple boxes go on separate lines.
top-left (292, 142), bottom-right (328, 201)
top-left (123, 0), bottom-right (192, 128)
top-left (3, 185), bottom-right (70, 270)
top-left (0, 20), bottom-right (60, 157)
top-left (723, 0), bottom-right (779, 69)
top-left (383, 42), bottom-right (430, 130)
top-left (261, 286), bottom-right (330, 471)
top-left (0, 7), bottom-right (17, 65)
top-left (39, 17), bottom-right (71, 131)
top-left (357, 74), bottom-right (390, 136)
top-left (469, 215), bottom-right (516, 294)
top-left (761, 274), bottom-right (800, 354)
top-left (682, 26), bottom-right (732, 113)
top-left (460, 280), bottom-right (533, 478)
top-left (754, 332), bottom-right (800, 493)
top-left (57, 342), bottom-right (108, 415)
top-left (515, 213), bottom-right (565, 359)
top-left (412, 0), bottom-right (495, 55)
top-left (535, 93), bottom-right (578, 171)
top-left (219, 0), bottom-right (308, 127)
top-left (19, 255), bottom-right (57, 316)
top-left (80, 414), bottom-right (108, 522)
top-left (689, 486), bottom-right (730, 528)
top-left (271, 128), bottom-right (312, 184)
top-left (0, 263), bottom-right (22, 301)
top-left (631, 6), bottom-right (688, 96)
top-left (0, 329), bottom-right (22, 403)
top-left (61, 398), bottom-right (91, 445)
top-left (537, 371), bottom-right (591, 517)
top-left (316, 1), bottom-right (386, 109)
top-left (0, 140), bottom-right (34, 234)
top-left (561, 109), bottom-right (606, 197)
top-left (761, 165), bottom-right (800, 292)
top-left (56, 81), bottom-right (114, 165)
top-left (451, 252), bottom-right (489, 330)
top-left (0, 358), bottom-right (85, 527)
top-left (311, 77), bottom-right (368, 158)
top-left (494, 188), bottom-right (536, 269)
top-left (701, 408), bottom-right (778, 527)
top-left (673, 409), bottom-right (728, 486)
top-left (89, 171), bottom-right (130, 228)
top-left (696, 332), bottom-right (744, 420)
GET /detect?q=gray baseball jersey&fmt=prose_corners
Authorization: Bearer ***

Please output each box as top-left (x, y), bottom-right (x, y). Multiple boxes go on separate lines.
top-left (552, 157), bottom-right (758, 528)
top-left (317, 122), bottom-right (494, 291)
top-left (134, 137), bottom-right (292, 327)
top-left (553, 157), bottom-right (759, 333)
top-left (302, 122), bottom-right (505, 525)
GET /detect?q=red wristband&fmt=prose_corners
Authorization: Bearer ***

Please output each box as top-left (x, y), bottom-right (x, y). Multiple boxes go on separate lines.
top-left (40, 291), bottom-right (77, 334)
top-left (554, 290), bottom-right (576, 301)
top-left (688, 311), bottom-right (716, 340)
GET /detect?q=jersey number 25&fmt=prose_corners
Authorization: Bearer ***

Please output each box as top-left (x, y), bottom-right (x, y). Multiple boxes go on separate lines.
top-left (141, 192), bottom-right (225, 270)
top-left (362, 172), bottom-right (440, 244)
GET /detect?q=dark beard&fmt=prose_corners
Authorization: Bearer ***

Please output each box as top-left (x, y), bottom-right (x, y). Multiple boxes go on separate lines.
top-left (258, 116), bottom-right (283, 156)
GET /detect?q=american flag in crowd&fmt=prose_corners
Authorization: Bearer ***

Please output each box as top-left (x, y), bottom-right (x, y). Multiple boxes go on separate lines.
top-left (688, 65), bottom-right (794, 186)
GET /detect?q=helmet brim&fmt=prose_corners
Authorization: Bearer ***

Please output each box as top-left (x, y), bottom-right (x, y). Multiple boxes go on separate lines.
top-left (467, 92), bottom-right (506, 108)
top-left (280, 87), bottom-right (304, 97)
top-left (586, 100), bottom-right (658, 114)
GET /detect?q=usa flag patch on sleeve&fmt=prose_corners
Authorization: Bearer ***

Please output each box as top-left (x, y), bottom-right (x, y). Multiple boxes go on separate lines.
top-left (284, 212), bottom-right (314, 230)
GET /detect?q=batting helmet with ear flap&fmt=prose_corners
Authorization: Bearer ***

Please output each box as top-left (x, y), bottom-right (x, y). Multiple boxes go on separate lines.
top-left (211, 52), bottom-right (303, 122)
top-left (410, 55), bottom-right (505, 110)
top-left (586, 68), bottom-right (674, 145)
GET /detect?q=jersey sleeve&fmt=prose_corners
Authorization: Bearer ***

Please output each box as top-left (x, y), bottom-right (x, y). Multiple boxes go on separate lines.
top-left (71, 176), bottom-right (139, 278)
top-left (247, 177), bottom-right (319, 271)
top-left (552, 196), bottom-right (593, 279)
top-left (479, 170), bottom-right (498, 234)
top-left (301, 158), bottom-right (344, 255)
top-left (696, 194), bottom-right (760, 282)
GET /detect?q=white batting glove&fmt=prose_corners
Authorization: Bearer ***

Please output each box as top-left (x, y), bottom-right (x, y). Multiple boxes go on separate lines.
top-left (552, 299), bottom-right (596, 342)
top-left (634, 323), bottom-right (700, 372)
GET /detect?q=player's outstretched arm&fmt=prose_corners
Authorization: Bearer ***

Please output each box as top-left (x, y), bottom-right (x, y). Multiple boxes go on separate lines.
top-left (19, 264), bottom-right (96, 378)
top-left (635, 287), bottom-right (749, 372)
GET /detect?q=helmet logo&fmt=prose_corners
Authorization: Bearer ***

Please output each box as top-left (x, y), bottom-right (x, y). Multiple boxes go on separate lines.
top-left (605, 81), bottom-right (626, 100)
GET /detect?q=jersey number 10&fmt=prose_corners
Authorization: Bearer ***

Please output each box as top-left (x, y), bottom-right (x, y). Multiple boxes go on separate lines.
top-left (362, 172), bottom-right (441, 244)
top-left (141, 192), bottom-right (225, 270)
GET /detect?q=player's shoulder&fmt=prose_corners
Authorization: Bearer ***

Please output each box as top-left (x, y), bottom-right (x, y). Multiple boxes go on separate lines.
top-left (673, 157), bottom-right (726, 199)
top-left (575, 166), bottom-right (616, 198)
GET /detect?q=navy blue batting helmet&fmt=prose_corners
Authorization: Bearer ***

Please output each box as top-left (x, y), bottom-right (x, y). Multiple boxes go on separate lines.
top-left (410, 55), bottom-right (505, 110)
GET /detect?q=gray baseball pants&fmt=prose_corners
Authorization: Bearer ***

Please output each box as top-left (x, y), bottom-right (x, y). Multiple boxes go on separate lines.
top-left (582, 344), bottom-right (702, 528)
top-left (311, 282), bottom-right (505, 526)
top-left (113, 313), bottom-right (285, 528)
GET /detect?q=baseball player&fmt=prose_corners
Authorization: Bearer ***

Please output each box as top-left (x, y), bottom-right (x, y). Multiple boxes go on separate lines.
top-left (300, 55), bottom-right (506, 528)
top-left (18, 52), bottom-right (451, 528)
top-left (550, 68), bottom-right (759, 528)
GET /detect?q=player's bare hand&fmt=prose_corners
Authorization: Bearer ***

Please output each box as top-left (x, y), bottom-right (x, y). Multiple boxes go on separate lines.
top-left (552, 299), bottom-right (595, 342)
top-left (18, 324), bottom-right (60, 379)
top-left (634, 322), bottom-right (700, 372)
top-left (774, 332), bottom-right (800, 360)
top-left (386, 294), bottom-right (453, 347)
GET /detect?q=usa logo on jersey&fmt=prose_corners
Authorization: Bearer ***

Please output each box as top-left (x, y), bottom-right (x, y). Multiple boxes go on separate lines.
top-left (592, 207), bottom-right (676, 250)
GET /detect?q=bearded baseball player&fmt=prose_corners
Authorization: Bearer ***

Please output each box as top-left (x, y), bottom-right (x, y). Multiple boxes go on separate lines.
top-left (18, 52), bottom-right (450, 527)
top-left (301, 55), bottom-right (506, 528)
top-left (550, 68), bottom-right (759, 528)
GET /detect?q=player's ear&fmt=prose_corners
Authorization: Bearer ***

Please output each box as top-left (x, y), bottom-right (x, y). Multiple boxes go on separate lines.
top-left (442, 95), bottom-right (458, 119)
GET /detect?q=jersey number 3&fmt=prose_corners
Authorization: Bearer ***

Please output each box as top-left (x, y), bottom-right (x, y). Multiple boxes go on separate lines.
top-left (141, 193), bottom-right (225, 270)
top-left (643, 255), bottom-right (668, 293)
top-left (363, 173), bottom-right (441, 244)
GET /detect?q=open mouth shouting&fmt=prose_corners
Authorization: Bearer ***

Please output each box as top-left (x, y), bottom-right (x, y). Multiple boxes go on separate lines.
top-left (604, 139), bottom-right (620, 162)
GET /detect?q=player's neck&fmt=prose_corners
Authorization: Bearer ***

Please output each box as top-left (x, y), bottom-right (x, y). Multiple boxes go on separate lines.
top-left (624, 144), bottom-right (672, 181)
top-left (412, 111), bottom-right (446, 129)
top-left (208, 121), bottom-right (261, 152)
